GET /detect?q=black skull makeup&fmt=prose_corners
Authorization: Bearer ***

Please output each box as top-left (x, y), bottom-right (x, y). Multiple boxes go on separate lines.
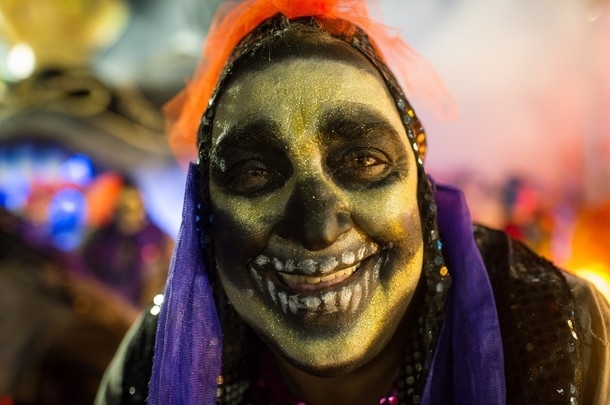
top-left (208, 37), bottom-right (423, 375)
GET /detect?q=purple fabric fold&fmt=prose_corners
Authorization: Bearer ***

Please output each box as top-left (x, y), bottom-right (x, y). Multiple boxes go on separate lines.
top-left (148, 163), bottom-right (222, 404)
top-left (423, 182), bottom-right (506, 405)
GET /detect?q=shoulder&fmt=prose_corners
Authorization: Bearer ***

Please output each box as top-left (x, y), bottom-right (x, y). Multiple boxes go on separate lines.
top-left (95, 307), bottom-right (158, 404)
top-left (473, 224), bottom-right (610, 404)
top-left (564, 272), bottom-right (610, 403)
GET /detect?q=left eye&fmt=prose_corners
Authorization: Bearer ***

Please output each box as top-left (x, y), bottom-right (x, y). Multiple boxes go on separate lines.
top-left (329, 148), bottom-right (392, 186)
top-left (224, 160), bottom-right (283, 195)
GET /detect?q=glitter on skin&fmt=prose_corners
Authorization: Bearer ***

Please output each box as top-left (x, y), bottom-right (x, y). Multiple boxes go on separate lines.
top-left (209, 54), bottom-right (423, 375)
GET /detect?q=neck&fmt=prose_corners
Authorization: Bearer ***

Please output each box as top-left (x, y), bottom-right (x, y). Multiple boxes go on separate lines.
top-left (274, 313), bottom-right (412, 405)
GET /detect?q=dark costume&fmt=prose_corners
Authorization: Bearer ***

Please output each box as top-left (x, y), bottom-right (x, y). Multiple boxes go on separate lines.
top-left (83, 219), bottom-right (169, 307)
top-left (96, 1), bottom-right (610, 404)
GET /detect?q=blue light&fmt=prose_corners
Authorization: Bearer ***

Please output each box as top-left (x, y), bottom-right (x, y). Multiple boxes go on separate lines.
top-left (0, 173), bottom-right (31, 211)
top-left (48, 188), bottom-right (88, 251)
top-left (60, 154), bottom-right (94, 186)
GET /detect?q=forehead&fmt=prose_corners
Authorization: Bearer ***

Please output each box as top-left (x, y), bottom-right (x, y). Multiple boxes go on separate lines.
top-left (212, 55), bottom-right (407, 147)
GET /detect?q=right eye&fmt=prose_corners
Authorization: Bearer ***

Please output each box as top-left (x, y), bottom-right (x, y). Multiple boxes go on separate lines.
top-left (224, 160), bottom-right (282, 195)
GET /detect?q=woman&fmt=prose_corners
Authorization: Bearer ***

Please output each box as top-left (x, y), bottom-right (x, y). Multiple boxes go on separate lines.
top-left (96, 1), bottom-right (609, 404)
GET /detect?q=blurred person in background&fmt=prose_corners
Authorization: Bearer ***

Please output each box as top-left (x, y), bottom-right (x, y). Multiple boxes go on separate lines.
top-left (81, 177), bottom-right (173, 308)
top-left (0, 206), bottom-right (136, 404)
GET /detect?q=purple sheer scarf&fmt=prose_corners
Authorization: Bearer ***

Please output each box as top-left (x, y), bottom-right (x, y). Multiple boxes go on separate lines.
top-left (148, 163), bottom-right (222, 404)
top-left (423, 182), bottom-right (506, 404)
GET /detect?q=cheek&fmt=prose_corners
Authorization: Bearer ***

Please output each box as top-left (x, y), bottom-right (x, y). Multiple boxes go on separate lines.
top-left (209, 187), bottom-right (286, 268)
top-left (212, 208), bottom-right (264, 255)
top-left (348, 183), bottom-right (421, 245)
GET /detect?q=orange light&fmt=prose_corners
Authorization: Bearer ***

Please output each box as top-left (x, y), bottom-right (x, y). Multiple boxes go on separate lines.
top-left (570, 265), bottom-right (610, 304)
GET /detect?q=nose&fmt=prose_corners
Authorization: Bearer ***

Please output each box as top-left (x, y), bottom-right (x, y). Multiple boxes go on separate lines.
top-left (275, 179), bottom-right (352, 251)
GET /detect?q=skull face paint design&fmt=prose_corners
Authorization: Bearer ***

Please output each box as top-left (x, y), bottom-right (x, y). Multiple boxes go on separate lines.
top-left (209, 51), bottom-right (423, 375)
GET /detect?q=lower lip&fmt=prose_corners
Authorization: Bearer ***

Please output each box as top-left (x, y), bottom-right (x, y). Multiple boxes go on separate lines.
top-left (250, 254), bottom-right (383, 316)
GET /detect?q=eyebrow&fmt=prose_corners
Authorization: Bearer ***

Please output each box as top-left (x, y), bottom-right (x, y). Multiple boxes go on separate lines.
top-left (213, 105), bottom-right (403, 155)
top-left (213, 119), bottom-right (281, 155)
top-left (319, 105), bottom-right (403, 145)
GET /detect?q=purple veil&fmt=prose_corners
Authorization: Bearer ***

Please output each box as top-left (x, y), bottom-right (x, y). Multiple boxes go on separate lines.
top-left (424, 182), bottom-right (506, 404)
top-left (148, 163), bottom-right (222, 404)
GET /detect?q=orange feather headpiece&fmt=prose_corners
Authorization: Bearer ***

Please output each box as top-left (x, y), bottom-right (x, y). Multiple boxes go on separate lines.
top-left (165, 0), bottom-right (452, 164)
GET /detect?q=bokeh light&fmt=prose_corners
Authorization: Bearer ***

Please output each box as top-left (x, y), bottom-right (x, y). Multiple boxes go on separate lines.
top-left (47, 187), bottom-right (87, 251)
top-left (6, 43), bottom-right (35, 79)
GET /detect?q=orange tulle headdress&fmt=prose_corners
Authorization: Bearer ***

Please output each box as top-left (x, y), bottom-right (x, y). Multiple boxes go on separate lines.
top-left (166, 0), bottom-right (453, 163)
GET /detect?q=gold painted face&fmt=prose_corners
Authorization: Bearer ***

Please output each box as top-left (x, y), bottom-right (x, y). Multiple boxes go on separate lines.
top-left (209, 52), bottom-right (423, 375)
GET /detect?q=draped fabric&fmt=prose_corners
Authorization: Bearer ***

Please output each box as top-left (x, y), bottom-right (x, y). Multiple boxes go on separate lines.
top-left (423, 182), bottom-right (506, 404)
top-left (148, 164), bottom-right (222, 404)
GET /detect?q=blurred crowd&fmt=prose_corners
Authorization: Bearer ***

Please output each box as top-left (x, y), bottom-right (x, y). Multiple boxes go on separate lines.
top-left (0, 1), bottom-right (177, 403)
top-left (0, 169), bottom-right (173, 404)
top-left (444, 172), bottom-right (610, 302)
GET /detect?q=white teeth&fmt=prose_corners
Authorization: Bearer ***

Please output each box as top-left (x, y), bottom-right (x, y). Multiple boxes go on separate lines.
top-left (278, 264), bottom-right (358, 287)
top-left (285, 259), bottom-right (296, 273)
top-left (254, 255), bottom-right (269, 266)
top-left (374, 256), bottom-right (384, 278)
top-left (339, 288), bottom-right (352, 311)
top-left (250, 244), bottom-right (385, 315)
top-left (299, 259), bottom-right (317, 275)
top-left (250, 268), bottom-right (264, 290)
top-left (357, 246), bottom-right (366, 261)
top-left (342, 251), bottom-right (355, 266)
top-left (301, 296), bottom-right (321, 311)
top-left (320, 257), bottom-right (339, 273)
top-left (267, 279), bottom-right (277, 303)
top-left (272, 257), bottom-right (284, 271)
top-left (351, 283), bottom-right (362, 312)
top-left (278, 291), bottom-right (288, 313)
top-left (253, 243), bottom-right (380, 274)
top-left (322, 291), bottom-right (338, 313)
top-left (288, 295), bottom-right (299, 314)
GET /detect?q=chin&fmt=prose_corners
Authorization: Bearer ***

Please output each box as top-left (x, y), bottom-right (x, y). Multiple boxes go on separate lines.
top-left (257, 323), bottom-right (387, 378)
top-left (220, 244), bottom-right (422, 378)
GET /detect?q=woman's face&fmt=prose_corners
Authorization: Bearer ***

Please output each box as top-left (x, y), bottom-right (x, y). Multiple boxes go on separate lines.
top-left (209, 51), bottom-right (423, 375)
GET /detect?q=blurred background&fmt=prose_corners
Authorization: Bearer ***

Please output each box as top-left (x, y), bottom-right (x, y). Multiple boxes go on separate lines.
top-left (0, 0), bottom-right (608, 403)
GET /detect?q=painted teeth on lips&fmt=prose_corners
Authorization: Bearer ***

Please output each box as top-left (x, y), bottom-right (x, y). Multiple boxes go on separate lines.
top-left (252, 243), bottom-right (379, 275)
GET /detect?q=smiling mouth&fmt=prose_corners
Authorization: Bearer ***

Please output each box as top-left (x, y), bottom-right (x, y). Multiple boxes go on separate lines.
top-left (249, 245), bottom-right (385, 317)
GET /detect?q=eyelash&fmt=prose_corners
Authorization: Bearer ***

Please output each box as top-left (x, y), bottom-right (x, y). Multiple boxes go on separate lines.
top-left (222, 160), bottom-right (286, 196)
top-left (218, 147), bottom-right (396, 196)
top-left (329, 147), bottom-right (395, 188)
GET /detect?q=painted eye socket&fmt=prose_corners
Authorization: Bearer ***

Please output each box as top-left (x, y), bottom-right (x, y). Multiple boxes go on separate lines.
top-left (330, 148), bottom-right (392, 187)
top-left (224, 160), bottom-right (283, 195)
